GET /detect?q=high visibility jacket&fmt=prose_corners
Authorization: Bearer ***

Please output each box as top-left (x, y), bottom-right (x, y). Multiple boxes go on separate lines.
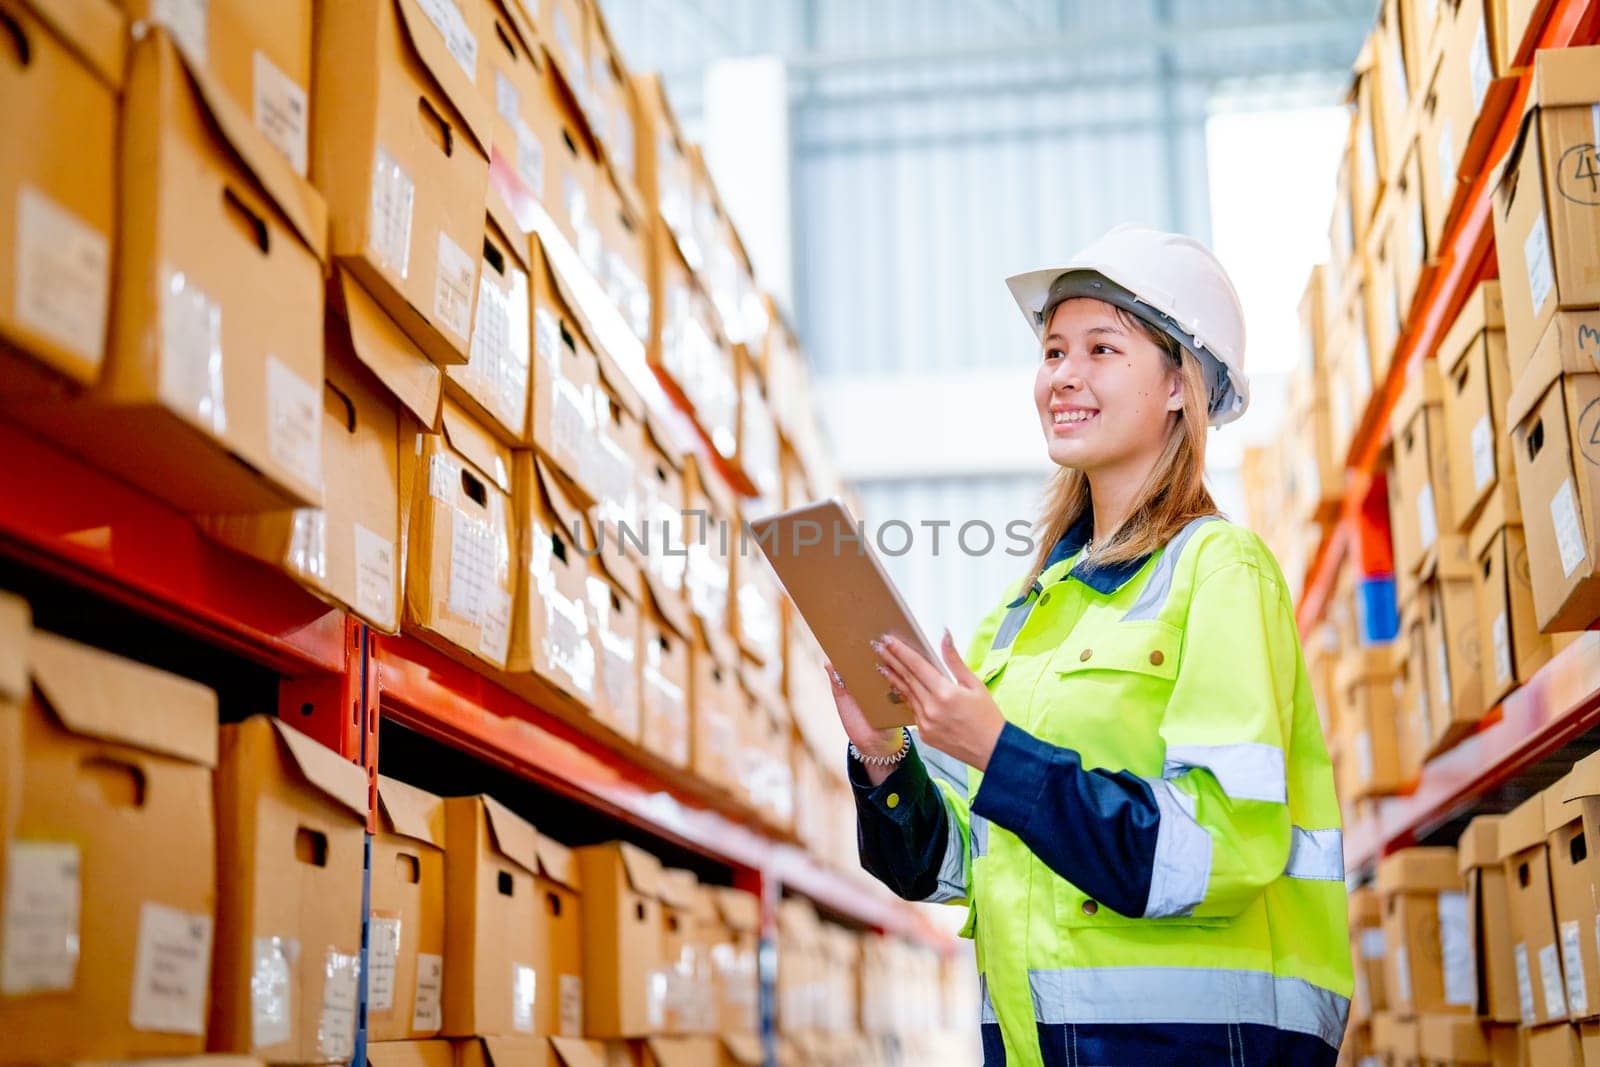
top-left (851, 513), bottom-right (1352, 1066)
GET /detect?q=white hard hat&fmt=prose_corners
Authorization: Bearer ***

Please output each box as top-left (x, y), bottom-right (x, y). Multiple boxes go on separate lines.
top-left (1005, 224), bottom-right (1250, 427)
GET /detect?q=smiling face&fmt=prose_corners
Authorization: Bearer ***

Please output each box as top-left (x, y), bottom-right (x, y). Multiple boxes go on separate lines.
top-left (1034, 297), bottom-right (1185, 474)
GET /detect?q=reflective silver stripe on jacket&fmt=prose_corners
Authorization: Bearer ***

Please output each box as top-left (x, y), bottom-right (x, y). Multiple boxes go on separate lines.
top-left (1284, 826), bottom-right (1344, 881)
top-left (1026, 966), bottom-right (1349, 1047)
top-left (1142, 777), bottom-right (1213, 918)
top-left (1164, 741), bottom-right (1288, 804)
top-left (1120, 514), bottom-right (1220, 622)
top-left (971, 812), bottom-right (990, 859)
top-left (919, 795), bottom-right (969, 904)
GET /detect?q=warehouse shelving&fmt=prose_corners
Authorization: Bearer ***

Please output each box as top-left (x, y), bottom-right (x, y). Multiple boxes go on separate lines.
top-left (1294, 0), bottom-right (1600, 874)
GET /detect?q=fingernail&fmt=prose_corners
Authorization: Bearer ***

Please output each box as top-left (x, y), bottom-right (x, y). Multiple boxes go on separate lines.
top-left (870, 638), bottom-right (884, 654)
top-left (875, 664), bottom-right (889, 678)
top-left (942, 628), bottom-right (954, 647)
top-left (828, 667), bottom-right (843, 688)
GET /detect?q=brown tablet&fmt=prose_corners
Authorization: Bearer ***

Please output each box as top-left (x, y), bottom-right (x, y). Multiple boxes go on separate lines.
top-left (746, 497), bottom-right (952, 730)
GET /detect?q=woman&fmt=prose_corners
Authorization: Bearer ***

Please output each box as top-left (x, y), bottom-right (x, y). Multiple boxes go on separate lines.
top-left (832, 225), bottom-right (1351, 1066)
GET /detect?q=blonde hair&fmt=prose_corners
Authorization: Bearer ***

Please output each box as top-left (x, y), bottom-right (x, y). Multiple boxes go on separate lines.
top-left (1021, 303), bottom-right (1220, 592)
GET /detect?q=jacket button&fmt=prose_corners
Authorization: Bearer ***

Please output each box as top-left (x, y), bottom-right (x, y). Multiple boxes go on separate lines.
top-left (886, 793), bottom-right (900, 809)
top-left (1149, 650), bottom-right (1165, 666)
top-left (1040, 591), bottom-right (1052, 606)
top-left (1079, 648), bottom-right (1093, 662)
top-left (1082, 899), bottom-right (1099, 916)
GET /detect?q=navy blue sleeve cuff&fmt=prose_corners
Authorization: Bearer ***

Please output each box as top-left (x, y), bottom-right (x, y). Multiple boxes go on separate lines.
top-left (848, 738), bottom-right (951, 901)
top-left (971, 721), bottom-right (1053, 835)
top-left (847, 740), bottom-right (933, 823)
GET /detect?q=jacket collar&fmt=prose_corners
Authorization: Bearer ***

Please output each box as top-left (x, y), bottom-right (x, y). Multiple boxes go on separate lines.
top-left (1005, 509), bottom-right (1154, 608)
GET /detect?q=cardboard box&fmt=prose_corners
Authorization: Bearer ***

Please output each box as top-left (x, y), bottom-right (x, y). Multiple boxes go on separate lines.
top-left (1396, 603), bottom-right (1432, 778)
top-left (537, 0), bottom-right (590, 124)
top-left (1392, 140), bottom-right (1433, 317)
top-left (366, 1039), bottom-right (454, 1067)
top-left (0, 0), bottom-right (121, 397)
top-left (1491, 46), bottom-right (1600, 375)
top-left (532, 833), bottom-right (585, 1039)
top-left (404, 402), bottom-right (517, 671)
top-left (1419, 1014), bottom-right (1492, 1065)
top-left (1366, 196), bottom-right (1404, 393)
top-left (1331, 649), bottom-right (1400, 799)
top-left (455, 1035), bottom-right (561, 1067)
top-left (658, 870), bottom-right (715, 1035)
top-left (590, 351), bottom-right (647, 584)
top-left (506, 453), bottom-right (601, 715)
top-left (1526, 1023), bottom-right (1582, 1066)
top-left (1352, 39), bottom-right (1388, 230)
top-left (1377, 847), bottom-right (1473, 1016)
top-left (212, 716), bottom-right (367, 1063)
top-left (586, 542), bottom-right (643, 745)
top-left (1440, 283), bottom-right (1516, 531)
top-left (1500, 790), bottom-right (1568, 1026)
top-left (584, 1), bottom-right (639, 204)
top-left (574, 843), bottom-right (668, 1039)
top-left (1418, 570), bottom-right (1484, 756)
top-left (1544, 773), bottom-right (1600, 1021)
top-left (594, 163), bottom-right (652, 347)
top-left (708, 888), bottom-right (760, 1037)
top-left (0, 625), bottom-right (218, 1062)
top-left (638, 409), bottom-right (691, 608)
top-left (1469, 504), bottom-right (1552, 706)
top-left (683, 452), bottom-right (739, 668)
top-left (736, 357), bottom-right (782, 510)
top-left (536, 42), bottom-right (603, 264)
top-left (632, 74), bottom-right (695, 268)
top-left (730, 539), bottom-right (783, 668)
top-left (446, 212), bottom-right (532, 444)
top-left (442, 795), bottom-right (540, 1038)
top-left (1351, 886), bottom-right (1388, 1022)
top-left (646, 213), bottom-right (724, 419)
top-left (1374, 0), bottom-right (1414, 182)
top-left (691, 636), bottom-right (744, 793)
top-left (638, 572), bottom-right (693, 769)
top-left (311, 0), bottom-right (491, 368)
top-left (121, 0), bottom-right (312, 177)
top-left (638, 1037), bottom-right (717, 1067)
top-left (477, 0), bottom-right (560, 232)
top-left (1390, 360), bottom-right (1457, 579)
top-left (333, 268), bottom-right (444, 429)
top-left (716, 1034), bottom-right (764, 1067)
top-left (1459, 815), bottom-right (1522, 1023)
top-left (531, 235), bottom-right (604, 502)
top-left (1506, 310), bottom-right (1600, 632)
top-left (368, 777), bottom-right (447, 1041)
top-left (198, 319), bottom-right (404, 633)
top-left (34, 28), bottom-right (326, 513)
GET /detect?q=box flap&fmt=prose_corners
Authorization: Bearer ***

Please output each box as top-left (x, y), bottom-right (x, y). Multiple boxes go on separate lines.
top-left (720, 1034), bottom-right (764, 1066)
top-left (643, 1038), bottom-right (718, 1067)
top-left (1418, 1013), bottom-right (1489, 1060)
top-left (1495, 105), bottom-right (1540, 211)
top-left (1545, 773), bottom-right (1586, 835)
top-left (268, 717), bottom-right (369, 820)
top-left (1375, 846), bottom-right (1461, 894)
top-left (375, 774), bottom-right (445, 848)
top-left (1457, 814), bottom-right (1503, 873)
top-left (482, 795), bottom-right (540, 875)
top-left (535, 831), bottom-right (581, 891)
top-left (534, 455), bottom-right (594, 549)
top-left (714, 886), bottom-right (761, 932)
top-left (27, 0), bottom-right (126, 90)
top-left (642, 405), bottom-right (689, 470)
top-left (1439, 281), bottom-right (1504, 375)
top-left (594, 346), bottom-right (647, 423)
top-left (641, 568), bottom-right (693, 643)
top-left (695, 613), bottom-right (741, 673)
top-left (487, 0), bottom-right (539, 67)
top-left (548, 1038), bottom-right (608, 1067)
top-left (1498, 791), bottom-right (1549, 858)
top-left (656, 867), bottom-right (699, 909)
top-left (617, 840), bottom-right (663, 898)
top-left (487, 199), bottom-right (532, 276)
top-left (0, 591), bottom-right (29, 706)
top-left (339, 271), bottom-right (443, 428)
top-left (367, 1040), bottom-right (455, 1067)
top-left (1530, 44), bottom-right (1600, 109)
top-left (1388, 358), bottom-right (1441, 443)
top-left (1506, 309), bottom-right (1600, 429)
top-left (391, 0), bottom-right (491, 155)
top-left (1334, 647), bottom-right (1393, 691)
top-left (29, 631), bottom-right (219, 767)
top-left (1467, 493), bottom-right (1514, 563)
top-left (150, 30), bottom-right (327, 260)
top-left (442, 401), bottom-right (513, 494)
top-left (1566, 749), bottom-right (1600, 807)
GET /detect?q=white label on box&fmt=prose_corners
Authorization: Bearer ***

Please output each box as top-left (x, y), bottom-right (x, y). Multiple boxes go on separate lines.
top-left (14, 185), bottom-right (111, 366)
top-left (471, 272), bottom-right (513, 402)
top-left (1493, 611), bottom-right (1513, 686)
top-left (559, 973), bottom-right (583, 1037)
top-left (1417, 482), bottom-right (1439, 552)
top-left (412, 952), bottom-right (443, 1031)
top-left (1541, 941), bottom-right (1569, 1019)
top-left (1471, 22), bottom-right (1492, 113)
top-left (429, 453), bottom-right (458, 502)
top-left (161, 268), bottom-right (226, 434)
top-left (479, 585), bottom-right (512, 665)
top-left (252, 51), bottom-right (309, 177)
top-left (1552, 479), bottom-right (1588, 578)
top-left (448, 509), bottom-right (494, 624)
top-left (1435, 638), bottom-right (1453, 715)
top-left (495, 70), bottom-right (520, 124)
top-left (1563, 919), bottom-right (1589, 1016)
top-left (1438, 118), bottom-right (1455, 198)
top-left (1394, 942), bottom-right (1412, 1006)
top-left (434, 232), bottom-right (476, 342)
top-left (267, 356), bottom-right (322, 490)
top-left (1360, 927), bottom-right (1387, 960)
top-left (152, 0), bottom-right (208, 65)
top-left (512, 962), bottom-right (536, 1034)
top-left (367, 915), bottom-right (401, 1013)
top-left (515, 118), bottom-right (545, 200)
top-left (318, 949), bottom-right (360, 1061)
top-left (369, 147), bottom-right (416, 280)
top-left (553, 377), bottom-right (590, 468)
top-left (417, 0), bottom-right (478, 80)
top-left (647, 967), bottom-right (670, 1030)
top-left (251, 935), bottom-right (295, 1049)
top-left (1517, 943), bottom-right (1537, 1023)
top-left (1471, 413), bottom-right (1495, 491)
top-left (0, 841), bottom-right (81, 994)
top-left (535, 308), bottom-right (559, 366)
top-left (129, 902), bottom-right (212, 1034)
top-left (1525, 211), bottom-right (1555, 316)
top-left (1353, 967), bottom-right (1370, 1019)
top-left (554, 7), bottom-right (580, 76)
top-left (1356, 729), bottom-right (1375, 783)
top-left (1439, 890), bottom-right (1474, 1006)
top-left (289, 508), bottom-right (328, 582)
top-left (354, 523), bottom-right (397, 629)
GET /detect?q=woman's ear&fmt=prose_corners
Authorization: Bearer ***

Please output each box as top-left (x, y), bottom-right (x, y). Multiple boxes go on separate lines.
top-left (1165, 367), bottom-right (1185, 413)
